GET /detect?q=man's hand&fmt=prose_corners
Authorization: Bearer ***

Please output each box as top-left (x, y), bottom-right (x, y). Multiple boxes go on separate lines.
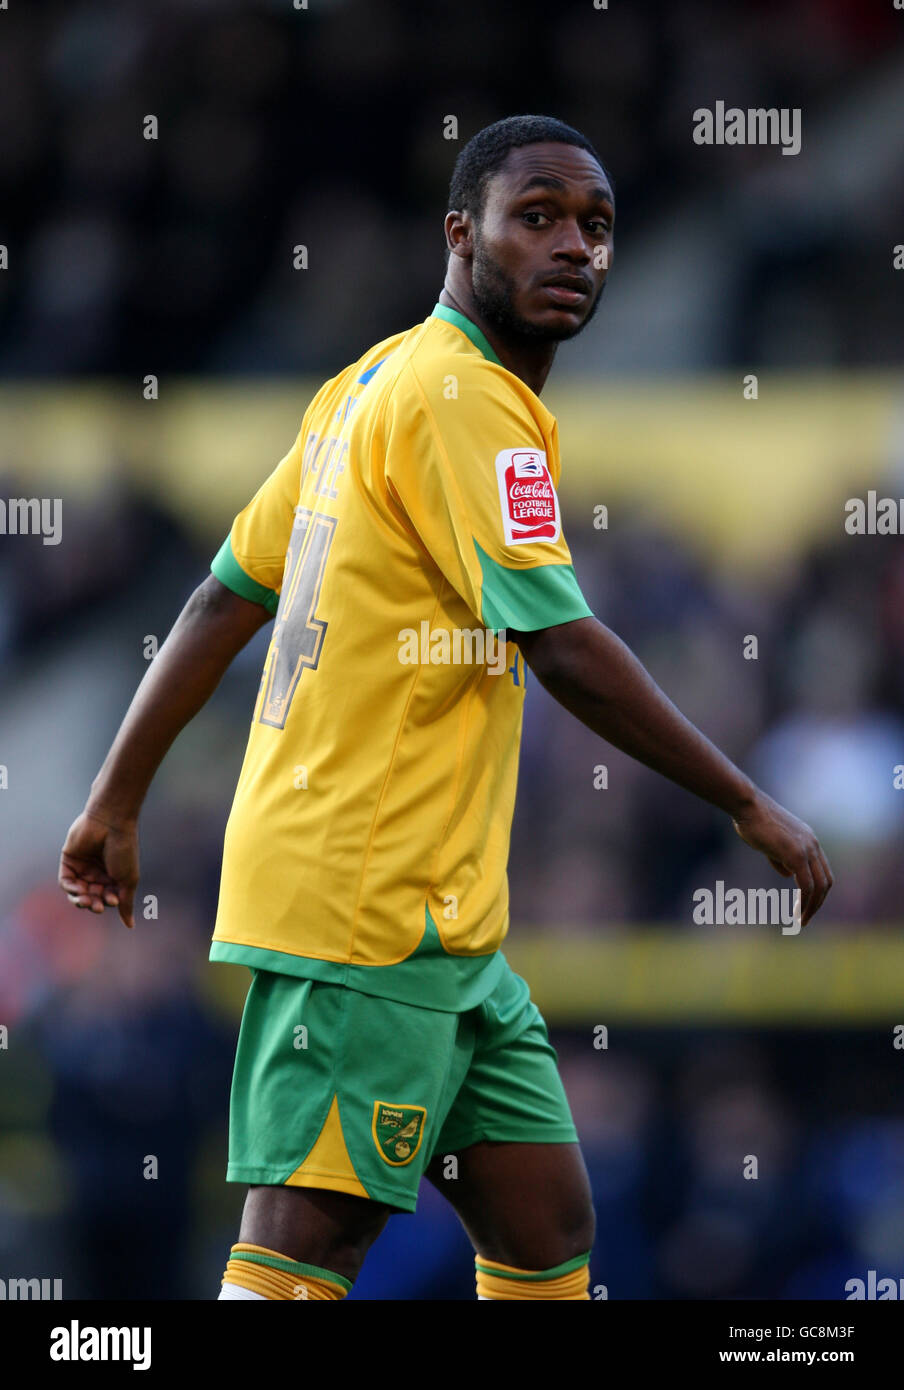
top-left (58, 810), bottom-right (139, 929)
top-left (732, 792), bottom-right (833, 927)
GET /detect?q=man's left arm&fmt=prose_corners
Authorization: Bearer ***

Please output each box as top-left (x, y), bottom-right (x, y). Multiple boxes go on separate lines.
top-left (512, 616), bottom-right (833, 925)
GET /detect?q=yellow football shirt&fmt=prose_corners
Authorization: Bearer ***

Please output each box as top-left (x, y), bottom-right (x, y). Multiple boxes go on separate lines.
top-left (208, 302), bottom-right (593, 1010)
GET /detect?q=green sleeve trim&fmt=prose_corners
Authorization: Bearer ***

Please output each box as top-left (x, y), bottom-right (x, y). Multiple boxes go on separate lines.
top-left (474, 540), bottom-right (593, 634)
top-left (231, 1250), bottom-right (352, 1294)
top-left (210, 534), bottom-right (280, 616)
top-left (475, 1252), bottom-right (591, 1282)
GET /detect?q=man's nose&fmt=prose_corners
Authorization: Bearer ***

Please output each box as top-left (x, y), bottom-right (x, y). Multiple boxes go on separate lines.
top-left (552, 224), bottom-right (592, 261)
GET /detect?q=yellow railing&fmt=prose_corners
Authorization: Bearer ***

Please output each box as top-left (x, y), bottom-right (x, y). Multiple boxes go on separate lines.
top-left (0, 371), bottom-right (898, 575)
top-left (504, 930), bottom-right (904, 1023)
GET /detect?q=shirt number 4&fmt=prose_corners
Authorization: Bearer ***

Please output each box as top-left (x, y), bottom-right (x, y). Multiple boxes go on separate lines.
top-left (258, 507), bottom-right (337, 729)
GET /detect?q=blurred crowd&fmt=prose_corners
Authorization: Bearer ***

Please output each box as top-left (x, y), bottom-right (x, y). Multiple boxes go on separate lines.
top-left (0, 0), bottom-right (901, 376)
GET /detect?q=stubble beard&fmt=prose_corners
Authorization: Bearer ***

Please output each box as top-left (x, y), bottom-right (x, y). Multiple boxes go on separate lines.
top-left (470, 232), bottom-right (605, 344)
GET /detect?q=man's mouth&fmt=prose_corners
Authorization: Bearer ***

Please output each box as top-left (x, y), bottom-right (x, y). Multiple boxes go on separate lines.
top-left (540, 275), bottom-right (592, 308)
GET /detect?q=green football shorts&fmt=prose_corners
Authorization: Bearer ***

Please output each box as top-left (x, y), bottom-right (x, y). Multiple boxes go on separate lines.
top-left (226, 957), bottom-right (579, 1212)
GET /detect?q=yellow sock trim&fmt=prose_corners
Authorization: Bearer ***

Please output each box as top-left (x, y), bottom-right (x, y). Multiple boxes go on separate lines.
top-left (475, 1254), bottom-right (591, 1300)
top-left (222, 1244), bottom-right (349, 1300)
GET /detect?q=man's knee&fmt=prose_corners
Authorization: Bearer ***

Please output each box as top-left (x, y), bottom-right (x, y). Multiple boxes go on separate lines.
top-left (571, 1197), bottom-right (596, 1258)
top-left (472, 1189), bottom-right (595, 1299)
top-left (491, 1192), bottom-right (595, 1268)
top-left (238, 1184), bottom-right (391, 1283)
top-left (438, 1141), bottom-right (596, 1270)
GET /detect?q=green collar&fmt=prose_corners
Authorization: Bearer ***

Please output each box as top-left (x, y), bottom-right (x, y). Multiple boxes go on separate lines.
top-left (431, 302), bottom-right (503, 366)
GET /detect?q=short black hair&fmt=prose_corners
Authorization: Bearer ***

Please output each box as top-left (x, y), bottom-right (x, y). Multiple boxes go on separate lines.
top-left (447, 114), bottom-right (613, 226)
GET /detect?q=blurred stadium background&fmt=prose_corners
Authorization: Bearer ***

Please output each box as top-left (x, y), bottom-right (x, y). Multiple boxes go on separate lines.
top-left (2, 0), bottom-right (904, 1300)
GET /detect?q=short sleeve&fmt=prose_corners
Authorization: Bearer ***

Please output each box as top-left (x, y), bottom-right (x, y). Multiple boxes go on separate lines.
top-left (383, 363), bottom-right (593, 634)
top-left (210, 427), bottom-right (305, 615)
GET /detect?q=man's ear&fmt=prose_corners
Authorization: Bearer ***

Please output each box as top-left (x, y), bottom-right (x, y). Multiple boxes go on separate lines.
top-left (444, 209), bottom-right (474, 260)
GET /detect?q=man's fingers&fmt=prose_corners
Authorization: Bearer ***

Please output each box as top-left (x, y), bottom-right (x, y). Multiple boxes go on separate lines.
top-left (64, 870), bottom-right (128, 917)
top-left (805, 857), bottom-right (826, 924)
top-left (60, 864), bottom-right (115, 896)
top-left (770, 836), bottom-right (833, 926)
top-left (814, 848), bottom-right (832, 914)
top-left (60, 869), bottom-right (97, 893)
top-left (801, 841), bottom-right (833, 923)
top-left (118, 886), bottom-right (136, 929)
top-left (66, 893), bottom-right (105, 913)
top-left (793, 856), bottom-right (815, 925)
top-left (104, 850), bottom-right (138, 928)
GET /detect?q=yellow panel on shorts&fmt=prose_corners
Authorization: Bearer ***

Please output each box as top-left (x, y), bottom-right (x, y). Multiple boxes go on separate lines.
top-left (284, 1092), bottom-right (370, 1200)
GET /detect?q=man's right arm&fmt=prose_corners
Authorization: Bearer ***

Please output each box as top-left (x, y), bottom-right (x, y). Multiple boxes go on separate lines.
top-left (512, 615), bottom-right (833, 925)
top-left (58, 574), bottom-right (272, 927)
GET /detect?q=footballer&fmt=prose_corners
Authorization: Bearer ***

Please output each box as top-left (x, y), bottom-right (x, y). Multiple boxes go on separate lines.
top-left (59, 115), bottom-right (833, 1302)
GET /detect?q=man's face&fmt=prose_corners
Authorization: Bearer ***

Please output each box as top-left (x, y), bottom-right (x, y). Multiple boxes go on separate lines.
top-left (468, 142), bottom-right (614, 343)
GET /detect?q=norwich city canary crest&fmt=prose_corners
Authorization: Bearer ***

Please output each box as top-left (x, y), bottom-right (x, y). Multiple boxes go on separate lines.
top-left (372, 1102), bottom-right (427, 1166)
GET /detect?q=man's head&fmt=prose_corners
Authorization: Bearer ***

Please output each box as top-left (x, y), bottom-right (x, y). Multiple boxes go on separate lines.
top-left (444, 115), bottom-right (615, 344)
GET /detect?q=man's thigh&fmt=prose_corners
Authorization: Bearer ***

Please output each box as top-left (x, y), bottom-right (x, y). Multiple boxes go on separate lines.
top-left (425, 963), bottom-right (594, 1267)
top-left (237, 1184), bottom-right (391, 1285)
top-left (227, 969), bottom-right (474, 1273)
top-left (426, 1140), bottom-right (595, 1269)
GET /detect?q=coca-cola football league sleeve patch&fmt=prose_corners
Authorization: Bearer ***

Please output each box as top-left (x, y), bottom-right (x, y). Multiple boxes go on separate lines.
top-left (495, 447), bottom-right (561, 544)
top-left (470, 443), bottom-right (591, 633)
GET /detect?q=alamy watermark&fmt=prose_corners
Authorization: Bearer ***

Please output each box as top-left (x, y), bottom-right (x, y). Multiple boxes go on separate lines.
top-left (50, 1321), bottom-right (151, 1370)
top-left (844, 492), bottom-right (904, 535)
top-left (0, 497), bottom-right (62, 545)
top-left (845, 1270), bottom-right (904, 1299)
top-left (398, 623), bottom-right (507, 674)
top-left (693, 102), bottom-right (801, 156)
top-left (693, 881), bottom-right (802, 934)
top-left (0, 1275), bottom-right (63, 1299)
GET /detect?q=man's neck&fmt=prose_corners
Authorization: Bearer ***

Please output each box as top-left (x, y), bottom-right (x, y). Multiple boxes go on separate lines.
top-left (437, 289), bottom-right (557, 397)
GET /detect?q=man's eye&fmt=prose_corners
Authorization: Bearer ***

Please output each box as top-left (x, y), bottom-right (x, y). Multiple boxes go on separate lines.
top-left (522, 211), bottom-right (549, 226)
top-left (587, 220), bottom-right (610, 235)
